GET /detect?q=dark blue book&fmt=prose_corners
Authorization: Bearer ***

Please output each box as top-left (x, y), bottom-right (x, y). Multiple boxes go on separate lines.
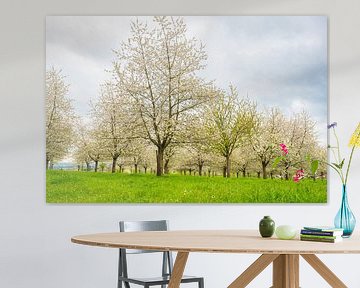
top-left (301, 227), bottom-right (343, 237)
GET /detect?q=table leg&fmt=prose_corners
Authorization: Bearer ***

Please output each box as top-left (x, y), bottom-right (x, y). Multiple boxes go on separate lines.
top-left (168, 251), bottom-right (189, 288)
top-left (228, 254), bottom-right (279, 288)
top-left (301, 254), bottom-right (347, 288)
top-left (272, 254), bottom-right (299, 288)
top-left (228, 253), bottom-right (348, 288)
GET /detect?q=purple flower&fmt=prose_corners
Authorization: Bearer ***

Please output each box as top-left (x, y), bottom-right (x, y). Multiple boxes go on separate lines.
top-left (327, 122), bottom-right (337, 129)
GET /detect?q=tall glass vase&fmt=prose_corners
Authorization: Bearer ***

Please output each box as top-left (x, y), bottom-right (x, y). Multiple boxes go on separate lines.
top-left (334, 185), bottom-right (356, 237)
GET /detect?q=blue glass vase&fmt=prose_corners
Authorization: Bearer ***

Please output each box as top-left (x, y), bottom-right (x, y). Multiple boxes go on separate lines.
top-left (334, 185), bottom-right (356, 237)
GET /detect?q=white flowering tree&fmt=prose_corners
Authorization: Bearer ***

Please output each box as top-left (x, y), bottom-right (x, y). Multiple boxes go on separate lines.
top-left (273, 111), bottom-right (318, 180)
top-left (232, 143), bottom-right (254, 178)
top-left (91, 82), bottom-right (134, 173)
top-left (182, 113), bottom-right (213, 176)
top-left (205, 85), bottom-right (257, 177)
top-left (73, 120), bottom-right (104, 172)
top-left (73, 123), bottom-right (92, 171)
top-left (250, 108), bottom-right (285, 179)
top-left (125, 139), bottom-right (154, 173)
top-left (112, 16), bottom-right (211, 176)
top-left (46, 67), bottom-right (75, 169)
top-left (73, 141), bottom-right (92, 171)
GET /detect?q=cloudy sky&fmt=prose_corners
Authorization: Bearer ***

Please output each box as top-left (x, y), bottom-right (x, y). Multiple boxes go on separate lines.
top-left (46, 16), bottom-right (327, 144)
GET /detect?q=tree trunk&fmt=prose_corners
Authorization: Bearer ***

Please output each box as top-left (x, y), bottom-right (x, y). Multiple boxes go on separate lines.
top-left (198, 164), bottom-right (203, 176)
top-left (156, 148), bottom-right (164, 176)
top-left (94, 160), bottom-right (98, 172)
top-left (262, 161), bottom-right (267, 179)
top-left (225, 155), bottom-right (231, 178)
top-left (112, 156), bottom-right (118, 173)
top-left (285, 167), bottom-right (289, 180)
top-left (222, 166), bottom-right (226, 178)
top-left (46, 157), bottom-right (50, 170)
top-left (257, 171), bottom-right (261, 178)
top-left (86, 161), bottom-right (91, 171)
top-left (164, 158), bottom-right (170, 174)
top-left (236, 171), bottom-right (239, 178)
top-left (284, 163), bottom-right (290, 180)
top-left (242, 170), bottom-right (246, 177)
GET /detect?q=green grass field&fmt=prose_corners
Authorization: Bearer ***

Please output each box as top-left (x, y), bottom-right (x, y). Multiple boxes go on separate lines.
top-left (46, 170), bottom-right (327, 203)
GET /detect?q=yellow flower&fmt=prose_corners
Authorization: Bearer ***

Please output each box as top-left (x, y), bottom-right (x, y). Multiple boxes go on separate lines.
top-left (349, 122), bottom-right (360, 147)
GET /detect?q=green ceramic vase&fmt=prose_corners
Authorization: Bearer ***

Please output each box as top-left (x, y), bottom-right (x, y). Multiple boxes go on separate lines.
top-left (259, 216), bottom-right (275, 238)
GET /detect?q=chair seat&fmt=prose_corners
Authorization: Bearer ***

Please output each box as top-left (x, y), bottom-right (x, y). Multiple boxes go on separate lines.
top-left (119, 274), bottom-right (203, 286)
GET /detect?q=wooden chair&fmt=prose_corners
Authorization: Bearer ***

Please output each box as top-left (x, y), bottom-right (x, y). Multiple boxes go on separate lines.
top-left (118, 220), bottom-right (204, 288)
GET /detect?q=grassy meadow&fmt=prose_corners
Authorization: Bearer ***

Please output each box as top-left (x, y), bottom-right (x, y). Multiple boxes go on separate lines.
top-left (46, 170), bottom-right (327, 203)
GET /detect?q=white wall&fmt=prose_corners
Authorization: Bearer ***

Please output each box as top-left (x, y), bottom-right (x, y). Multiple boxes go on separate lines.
top-left (1, 0), bottom-right (360, 287)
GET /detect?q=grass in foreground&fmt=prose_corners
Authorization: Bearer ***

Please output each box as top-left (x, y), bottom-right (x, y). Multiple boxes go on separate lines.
top-left (46, 170), bottom-right (327, 203)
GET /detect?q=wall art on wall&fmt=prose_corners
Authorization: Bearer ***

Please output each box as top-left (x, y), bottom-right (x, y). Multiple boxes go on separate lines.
top-left (46, 16), bottom-right (328, 203)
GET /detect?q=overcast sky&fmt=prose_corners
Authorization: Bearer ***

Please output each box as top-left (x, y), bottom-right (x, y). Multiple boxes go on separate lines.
top-left (46, 16), bottom-right (327, 144)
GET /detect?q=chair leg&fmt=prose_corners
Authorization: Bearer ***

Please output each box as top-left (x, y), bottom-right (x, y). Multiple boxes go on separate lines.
top-left (199, 278), bottom-right (204, 288)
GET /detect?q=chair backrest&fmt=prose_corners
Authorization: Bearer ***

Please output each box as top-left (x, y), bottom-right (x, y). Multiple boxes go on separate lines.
top-left (120, 220), bottom-right (168, 232)
top-left (118, 220), bottom-right (174, 282)
top-left (119, 220), bottom-right (169, 254)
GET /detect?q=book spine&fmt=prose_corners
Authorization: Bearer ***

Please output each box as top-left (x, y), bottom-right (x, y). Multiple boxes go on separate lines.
top-left (300, 230), bottom-right (336, 236)
top-left (300, 234), bottom-right (337, 240)
top-left (300, 237), bottom-right (337, 243)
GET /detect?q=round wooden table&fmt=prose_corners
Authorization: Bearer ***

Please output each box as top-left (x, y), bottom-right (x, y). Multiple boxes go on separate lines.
top-left (72, 230), bottom-right (360, 288)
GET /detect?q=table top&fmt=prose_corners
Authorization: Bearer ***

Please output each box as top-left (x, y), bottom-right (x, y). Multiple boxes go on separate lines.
top-left (71, 230), bottom-right (360, 254)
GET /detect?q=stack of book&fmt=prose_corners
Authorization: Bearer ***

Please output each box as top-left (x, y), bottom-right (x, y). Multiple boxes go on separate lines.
top-left (300, 226), bottom-right (344, 243)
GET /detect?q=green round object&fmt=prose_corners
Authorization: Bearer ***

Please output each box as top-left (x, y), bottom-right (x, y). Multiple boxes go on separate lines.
top-left (259, 216), bottom-right (275, 238)
top-left (275, 225), bottom-right (297, 240)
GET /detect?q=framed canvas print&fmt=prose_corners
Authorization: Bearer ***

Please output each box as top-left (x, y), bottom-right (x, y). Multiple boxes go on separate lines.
top-left (46, 16), bottom-right (327, 203)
